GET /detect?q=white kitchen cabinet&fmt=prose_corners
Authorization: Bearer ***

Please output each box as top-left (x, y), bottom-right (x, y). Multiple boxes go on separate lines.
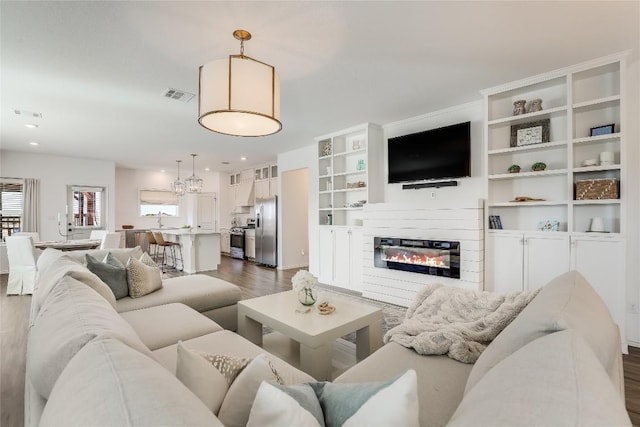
top-left (570, 236), bottom-right (625, 334)
top-left (245, 229), bottom-right (256, 259)
top-left (488, 232), bottom-right (569, 293)
top-left (255, 180), bottom-right (270, 200)
top-left (220, 231), bottom-right (230, 254)
top-left (318, 226), bottom-right (362, 291)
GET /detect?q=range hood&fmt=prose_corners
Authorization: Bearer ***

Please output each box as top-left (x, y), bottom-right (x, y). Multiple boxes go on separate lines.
top-left (235, 180), bottom-right (255, 207)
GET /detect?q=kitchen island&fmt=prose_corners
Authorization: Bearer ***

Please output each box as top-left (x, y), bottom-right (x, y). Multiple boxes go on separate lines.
top-left (155, 229), bottom-right (221, 273)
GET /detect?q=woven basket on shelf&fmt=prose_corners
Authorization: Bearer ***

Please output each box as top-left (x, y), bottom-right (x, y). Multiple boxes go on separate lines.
top-left (575, 179), bottom-right (619, 200)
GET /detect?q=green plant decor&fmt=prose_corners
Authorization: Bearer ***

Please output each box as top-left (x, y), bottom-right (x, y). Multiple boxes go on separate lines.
top-left (508, 164), bottom-right (521, 173)
top-left (532, 162), bottom-right (547, 171)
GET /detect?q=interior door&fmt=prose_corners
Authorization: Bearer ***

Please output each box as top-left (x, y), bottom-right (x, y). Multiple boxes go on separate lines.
top-left (197, 193), bottom-right (216, 230)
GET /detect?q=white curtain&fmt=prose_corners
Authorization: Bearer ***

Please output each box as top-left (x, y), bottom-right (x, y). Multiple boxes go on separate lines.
top-left (22, 178), bottom-right (40, 233)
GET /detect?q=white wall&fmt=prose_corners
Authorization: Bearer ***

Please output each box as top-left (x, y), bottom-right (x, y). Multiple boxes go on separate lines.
top-left (277, 145), bottom-right (316, 271)
top-left (383, 101), bottom-right (484, 204)
top-left (625, 57), bottom-right (640, 345)
top-left (0, 150), bottom-right (116, 241)
top-left (115, 167), bottom-right (221, 230)
top-left (280, 168), bottom-right (309, 269)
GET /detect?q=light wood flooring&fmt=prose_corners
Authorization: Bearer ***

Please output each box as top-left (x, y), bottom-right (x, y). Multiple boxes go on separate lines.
top-left (2, 256), bottom-right (640, 426)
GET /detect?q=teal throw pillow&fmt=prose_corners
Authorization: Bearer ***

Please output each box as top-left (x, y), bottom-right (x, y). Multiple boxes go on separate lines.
top-left (247, 370), bottom-right (419, 427)
top-left (85, 253), bottom-right (128, 299)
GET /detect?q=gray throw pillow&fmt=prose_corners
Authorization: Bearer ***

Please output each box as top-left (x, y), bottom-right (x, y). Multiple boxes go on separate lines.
top-left (85, 253), bottom-right (128, 299)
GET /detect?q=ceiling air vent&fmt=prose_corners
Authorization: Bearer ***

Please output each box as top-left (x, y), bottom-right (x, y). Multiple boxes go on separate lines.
top-left (162, 88), bottom-right (195, 103)
top-left (13, 109), bottom-right (43, 118)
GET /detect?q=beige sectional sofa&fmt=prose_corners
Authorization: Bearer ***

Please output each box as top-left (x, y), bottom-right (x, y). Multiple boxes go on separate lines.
top-left (26, 247), bottom-right (631, 426)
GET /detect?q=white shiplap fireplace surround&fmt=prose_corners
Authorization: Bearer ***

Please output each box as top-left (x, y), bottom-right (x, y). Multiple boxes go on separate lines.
top-left (361, 200), bottom-right (484, 307)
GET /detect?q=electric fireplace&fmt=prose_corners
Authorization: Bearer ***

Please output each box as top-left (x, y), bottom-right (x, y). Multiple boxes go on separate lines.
top-left (373, 237), bottom-right (460, 279)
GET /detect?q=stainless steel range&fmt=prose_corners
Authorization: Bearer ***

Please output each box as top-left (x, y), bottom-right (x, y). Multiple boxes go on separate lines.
top-left (230, 227), bottom-right (246, 259)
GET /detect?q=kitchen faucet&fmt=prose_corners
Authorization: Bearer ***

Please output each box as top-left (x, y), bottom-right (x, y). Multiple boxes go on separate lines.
top-left (157, 211), bottom-right (163, 228)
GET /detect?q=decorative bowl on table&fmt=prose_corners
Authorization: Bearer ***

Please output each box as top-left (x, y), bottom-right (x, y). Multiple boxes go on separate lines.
top-left (122, 225), bottom-right (134, 229)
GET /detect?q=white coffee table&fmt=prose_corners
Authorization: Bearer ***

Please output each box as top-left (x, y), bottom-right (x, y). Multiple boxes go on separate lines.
top-left (238, 290), bottom-right (383, 380)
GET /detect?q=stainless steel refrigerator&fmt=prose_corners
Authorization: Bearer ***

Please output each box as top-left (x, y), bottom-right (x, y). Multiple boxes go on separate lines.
top-left (255, 196), bottom-right (277, 267)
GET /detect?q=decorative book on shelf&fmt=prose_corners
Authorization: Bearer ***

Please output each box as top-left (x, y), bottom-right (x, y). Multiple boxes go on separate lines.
top-left (488, 215), bottom-right (503, 230)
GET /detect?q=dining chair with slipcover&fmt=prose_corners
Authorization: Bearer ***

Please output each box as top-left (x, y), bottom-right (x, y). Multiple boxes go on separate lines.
top-left (6, 235), bottom-right (37, 295)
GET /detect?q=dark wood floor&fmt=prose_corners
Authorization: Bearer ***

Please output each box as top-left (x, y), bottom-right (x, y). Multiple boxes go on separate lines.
top-left (2, 256), bottom-right (640, 426)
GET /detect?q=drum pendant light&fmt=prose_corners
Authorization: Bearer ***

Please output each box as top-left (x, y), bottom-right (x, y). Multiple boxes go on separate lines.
top-left (198, 29), bottom-right (282, 137)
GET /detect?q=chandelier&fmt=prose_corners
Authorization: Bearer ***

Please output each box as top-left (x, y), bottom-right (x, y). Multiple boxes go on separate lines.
top-left (185, 154), bottom-right (203, 193)
top-left (198, 29), bottom-right (281, 137)
top-left (172, 160), bottom-right (185, 196)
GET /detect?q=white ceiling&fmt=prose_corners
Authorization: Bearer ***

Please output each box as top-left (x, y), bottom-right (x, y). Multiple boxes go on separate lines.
top-left (1, 1), bottom-right (638, 174)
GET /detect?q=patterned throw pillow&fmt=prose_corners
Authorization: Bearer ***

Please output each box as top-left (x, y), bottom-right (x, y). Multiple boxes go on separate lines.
top-left (85, 253), bottom-right (128, 299)
top-left (247, 370), bottom-right (419, 427)
top-left (175, 343), bottom-right (283, 424)
top-left (125, 254), bottom-right (162, 298)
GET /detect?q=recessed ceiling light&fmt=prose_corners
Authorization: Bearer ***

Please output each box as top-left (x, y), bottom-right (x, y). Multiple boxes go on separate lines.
top-left (25, 123), bottom-right (38, 129)
top-left (161, 169), bottom-right (166, 173)
top-left (241, 157), bottom-right (247, 161)
top-left (29, 141), bottom-right (39, 146)
top-left (204, 167), bottom-right (211, 172)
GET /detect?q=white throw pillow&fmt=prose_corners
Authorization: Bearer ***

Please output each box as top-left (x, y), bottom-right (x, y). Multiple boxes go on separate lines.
top-left (247, 369), bottom-right (419, 427)
top-left (175, 342), bottom-right (248, 414)
top-left (126, 254), bottom-right (162, 298)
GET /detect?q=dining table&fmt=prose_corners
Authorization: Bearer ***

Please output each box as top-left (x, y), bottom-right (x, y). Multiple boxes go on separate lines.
top-left (34, 239), bottom-right (101, 251)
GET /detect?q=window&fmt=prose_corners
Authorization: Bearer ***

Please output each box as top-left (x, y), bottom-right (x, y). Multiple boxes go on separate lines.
top-left (139, 190), bottom-right (179, 217)
top-left (0, 180), bottom-right (24, 240)
top-left (68, 185), bottom-right (105, 228)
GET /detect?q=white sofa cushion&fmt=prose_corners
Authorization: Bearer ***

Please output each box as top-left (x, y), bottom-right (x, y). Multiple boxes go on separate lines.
top-left (120, 303), bottom-right (222, 350)
top-left (65, 268), bottom-right (117, 309)
top-left (465, 271), bottom-right (620, 393)
top-left (448, 330), bottom-right (631, 426)
top-left (334, 341), bottom-right (472, 427)
top-left (29, 275), bottom-right (153, 399)
top-left (116, 274), bottom-right (242, 314)
top-left (39, 337), bottom-right (223, 427)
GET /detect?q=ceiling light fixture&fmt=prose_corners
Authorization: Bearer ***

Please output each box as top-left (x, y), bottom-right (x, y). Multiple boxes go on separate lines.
top-left (172, 160), bottom-right (186, 196)
top-left (29, 141), bottom-right (39, 146)
top-left (198, 29), bottom-right (281, 137)
top-left (25, 124), bottom-right (38, 129)
top-left (185, 154), bottom-right (203, 193)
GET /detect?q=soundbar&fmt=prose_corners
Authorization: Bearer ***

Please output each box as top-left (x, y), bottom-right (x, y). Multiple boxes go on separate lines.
top-left (402, 180), bottom-right (458, 189)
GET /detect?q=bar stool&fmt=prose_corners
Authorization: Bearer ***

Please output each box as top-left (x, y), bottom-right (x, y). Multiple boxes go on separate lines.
top-left (153, 232), bottom-right (183, 271)
top-left (145, 231), bottom-right (158, 262)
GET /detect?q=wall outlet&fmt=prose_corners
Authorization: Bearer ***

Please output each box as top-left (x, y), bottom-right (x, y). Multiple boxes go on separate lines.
top-left (630, 303), bottom-right (639, 314)
top-left (430, 191), bottom-right (436, 199)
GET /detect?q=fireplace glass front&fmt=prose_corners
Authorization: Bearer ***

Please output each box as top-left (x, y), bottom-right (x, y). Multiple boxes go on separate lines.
top-left (374, 237), bottom-right (460, 278)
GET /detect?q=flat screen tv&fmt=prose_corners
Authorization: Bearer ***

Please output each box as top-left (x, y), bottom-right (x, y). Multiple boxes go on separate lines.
top-left (387, 121), bottom-right (471, 183)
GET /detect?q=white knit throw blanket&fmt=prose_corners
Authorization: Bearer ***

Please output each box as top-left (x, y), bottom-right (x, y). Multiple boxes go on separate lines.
top-left (384, 283), bottom-right (540, 363)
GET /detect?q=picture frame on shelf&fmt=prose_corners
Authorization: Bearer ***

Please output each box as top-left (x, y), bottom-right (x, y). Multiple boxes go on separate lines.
top-left (537, 220), bottom-right (559, 232)
top-left (510, 119), bottom-right (550, 147)
top-left (590, 124), bottom-right (615, 137)
top-left (321, 140), bottom-right (332, 156)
